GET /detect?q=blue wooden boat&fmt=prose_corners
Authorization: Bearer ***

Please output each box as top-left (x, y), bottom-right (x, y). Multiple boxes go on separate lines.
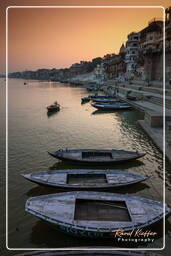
top-left (90, 95), bottom-right (114, 100)
top-left (92, 98), bottom-right (120, 103)
top-left (92, 102), bottom-right (131, 110)
top-left (21, 170), bottom-right (149, 189)
top-left (48, 149), bottom-right (145, 164)
top-left (25, 191), bottom-right (171, 239)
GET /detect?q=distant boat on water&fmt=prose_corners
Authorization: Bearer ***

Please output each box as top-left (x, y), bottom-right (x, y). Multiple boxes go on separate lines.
top-left (48, 149), bottom-right (145, 164)
top-left (47, 101), bottom-right (60, 112)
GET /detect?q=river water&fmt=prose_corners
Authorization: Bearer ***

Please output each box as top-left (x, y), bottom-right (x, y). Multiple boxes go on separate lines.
top-left (0, 78), bottom-right (171, 254)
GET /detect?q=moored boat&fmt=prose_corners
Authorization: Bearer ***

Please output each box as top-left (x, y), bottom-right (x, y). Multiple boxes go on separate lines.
top-left (91, 102), bottom-right (131, 110)
top-left (47, 101), bottom-right (60, 112)
top-left (48, 149), bottom-right (145, 164)
top-left (21, 169), bottom-right (149, 189)
top-left (90, 95), bottom-right (114, 100)
top-left (87, 87), bottom-right (99, 92)
top-left (25, 191), bottom-right (171, 239)
top-left (92, 98), bottom-right (120, 103)
top-left (81, 96), bottom-right (90, 103)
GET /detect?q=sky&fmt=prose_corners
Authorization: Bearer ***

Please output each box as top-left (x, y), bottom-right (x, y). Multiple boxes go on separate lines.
top-left (0, 0), bottom-right (170, 73)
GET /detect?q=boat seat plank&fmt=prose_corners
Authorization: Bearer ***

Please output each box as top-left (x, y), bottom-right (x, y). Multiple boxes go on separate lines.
top-left (47, 174), bottom-right (67, 184)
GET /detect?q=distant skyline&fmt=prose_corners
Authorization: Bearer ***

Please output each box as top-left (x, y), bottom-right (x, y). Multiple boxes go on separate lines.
top-left (0, 0), bottom-right (170, 73)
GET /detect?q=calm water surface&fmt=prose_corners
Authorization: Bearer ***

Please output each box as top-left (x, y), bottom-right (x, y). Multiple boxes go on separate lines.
top-left (1, 78), bottom-right (171, 254)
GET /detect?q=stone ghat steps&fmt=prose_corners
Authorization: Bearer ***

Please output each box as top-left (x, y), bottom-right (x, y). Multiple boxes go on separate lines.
top-left (118, 83), bottom-right (171, 96)
top-left (127, 80), bottom-right (171, 89)
top-left (113, 86), bottom-right (171, 109)
top-left (148, 96), bottom-right (171, 109)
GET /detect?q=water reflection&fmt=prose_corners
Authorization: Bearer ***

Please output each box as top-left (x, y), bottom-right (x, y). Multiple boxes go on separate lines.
top-left (5, 79), bottom-right (169, 249)
top-left (26, 182), bottom-right (150, 197)
top-left (47, 111), bottom-right (59, 118)
top-left (49, 159), bottom-right (145, 171)
top-left (92, 109), bottom-right (132, 115)
top-left (29, 219), bottom-right (164, 248)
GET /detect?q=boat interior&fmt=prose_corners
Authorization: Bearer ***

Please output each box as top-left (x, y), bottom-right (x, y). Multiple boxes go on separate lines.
top-left (74, 199), bottom-right (131, 221)
top-left (67, 174), bottom-right (107, 185)
top-left (82, 152), bottom-right (113, 159)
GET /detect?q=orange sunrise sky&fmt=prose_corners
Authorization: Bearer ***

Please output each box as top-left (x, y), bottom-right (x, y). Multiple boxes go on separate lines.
top-left (0, 0), bottom-right (170, 73)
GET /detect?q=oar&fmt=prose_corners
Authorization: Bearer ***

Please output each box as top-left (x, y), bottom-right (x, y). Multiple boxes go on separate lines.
top-left (93, 201), bottom-right (127, 210)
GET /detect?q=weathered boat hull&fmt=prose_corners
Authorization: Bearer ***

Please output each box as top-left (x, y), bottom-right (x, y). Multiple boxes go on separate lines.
top-left (91, 103), bottom-right (131, 110)
top-left (25, 191), bottom-right (171, 239)
top-left (48, 149), bottom-right (145, 164)
top-left (90, 95), bottom-right (115, 100)
top-left (92, 98), bottom-right (120, 103)
top-left (81, 97), bottom-right (90, 103)
top-left (47, 106), bottom-right (60, 112)
top-left (21, 169), bottom-right (149, 189)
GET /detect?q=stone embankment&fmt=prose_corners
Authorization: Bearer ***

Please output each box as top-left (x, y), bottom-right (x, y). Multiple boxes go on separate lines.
top-left (102, 80), bottom-right (171, 162)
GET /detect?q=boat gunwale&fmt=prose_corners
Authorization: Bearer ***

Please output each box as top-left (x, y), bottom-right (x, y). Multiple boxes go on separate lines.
top-left (25, 191), bottom-right (171, 233)
top-left (21, 170), bottom-right (149, 189)
top-left (48, 149), bottom-right (146, 163)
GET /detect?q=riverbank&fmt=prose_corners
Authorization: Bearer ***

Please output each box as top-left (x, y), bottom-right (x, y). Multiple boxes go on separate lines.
top-left (66, 77), bottom-right (171, 162)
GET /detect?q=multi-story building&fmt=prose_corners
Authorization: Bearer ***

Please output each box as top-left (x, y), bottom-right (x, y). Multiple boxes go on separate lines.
top-left (124, 32), bottom-right (140, 76)
top-left (139, 19), bottom-right (163, 81)
top-left (103, 44), bottom-right (126, 80)
top-left (140, 19), bottom-right (163, 54)
top-left (94, 63), bottom-right (106, 82)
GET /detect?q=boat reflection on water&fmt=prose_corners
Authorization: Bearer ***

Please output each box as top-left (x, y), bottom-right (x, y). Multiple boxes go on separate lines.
top-left (92, 109), bottom-right (132, 115)
top-left (47, 111), bottom-right (59, 118)
top-left (49, 158), bottom-right (145, 171)
top-left (25, 178), bottom-right (150, 197)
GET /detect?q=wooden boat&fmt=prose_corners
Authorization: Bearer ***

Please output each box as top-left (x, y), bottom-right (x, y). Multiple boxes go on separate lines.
top-left (48, 149), bottom-right (145, 164)
top-left (15, 250), bottom-right (162, 256)
top-left (87, 87), bottom-right (99, 92)
top-left (90, 95), bottom-right (114, 100)
top-left (92, 98), bottom-right (120, 103)
top-left (47, 101), bottom-right (60, 112)
top-left (81, 96), bottom-right (90, 103)
top-left (92, 102), bottom-right (131, 110)
top-left (21, 170), bottom-right (149, 189)
top-left (25, 191), bottom-right (171, 239)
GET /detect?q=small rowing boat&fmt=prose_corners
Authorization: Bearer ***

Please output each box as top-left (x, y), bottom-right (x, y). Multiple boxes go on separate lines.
top-left (21, 170), bottom-right (149, 189)
top-left (25, 191), bottom-right (171, 239)
top-left (47, 101), bottom-right (60, 112)
top-left (91, 102), bottom-right (131, 110)
top-left (92, 98), bottom-right (120, 103)
top-left (48, 149), bottom-right (145, 164)
top-left (81, 96), bottom-right (90, 103)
